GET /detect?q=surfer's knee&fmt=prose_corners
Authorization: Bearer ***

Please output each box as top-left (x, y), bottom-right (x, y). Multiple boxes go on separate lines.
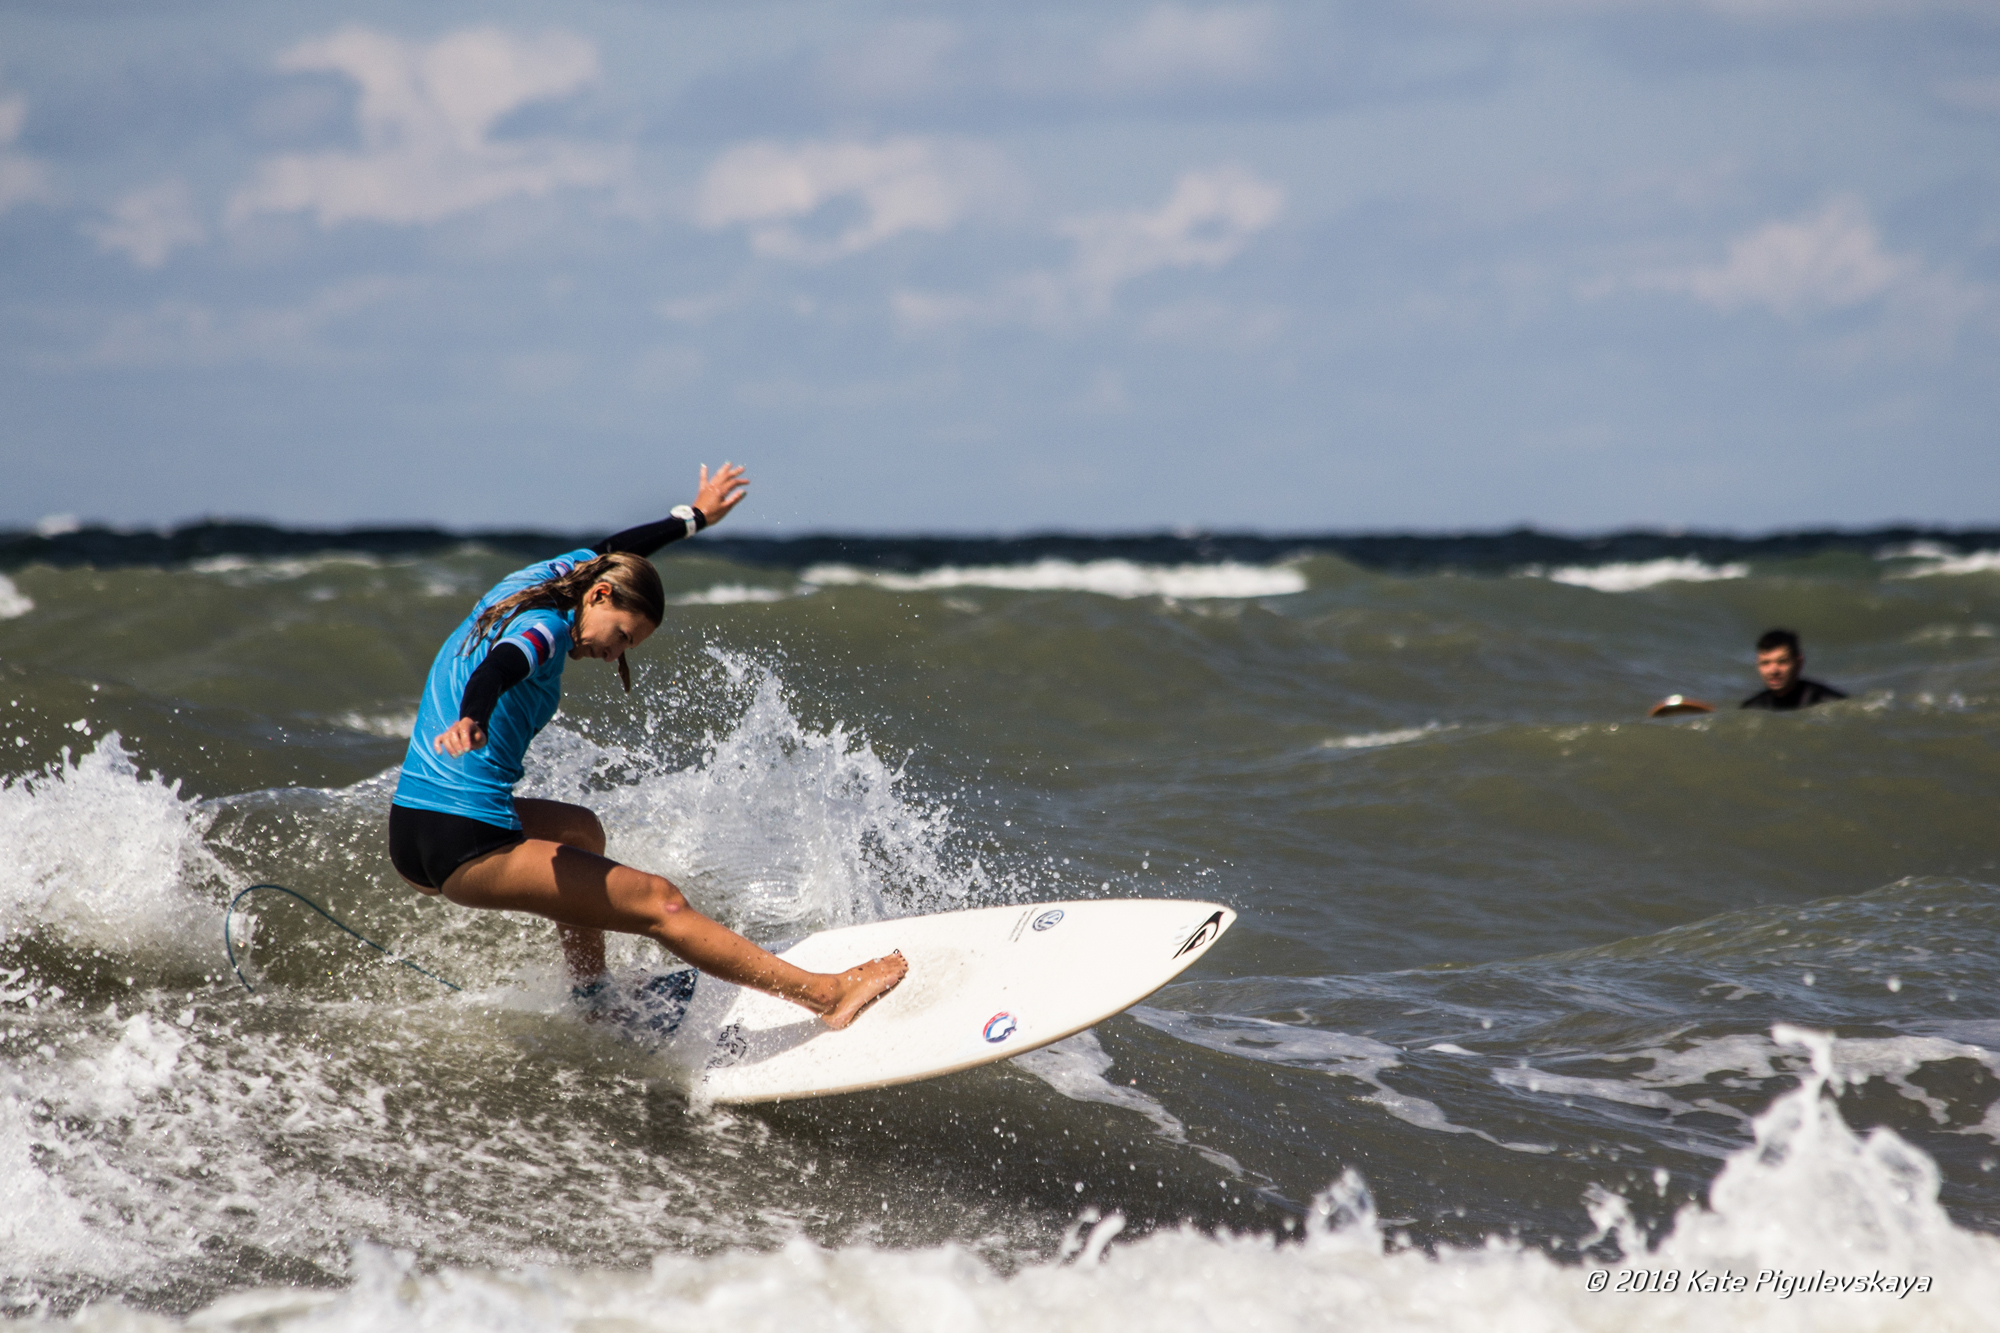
top-left (633, 871), bottom-right (690, 925)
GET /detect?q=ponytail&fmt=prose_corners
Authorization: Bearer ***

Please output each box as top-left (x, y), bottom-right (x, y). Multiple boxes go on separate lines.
top-left (464, 552), bottom-right (665, 692)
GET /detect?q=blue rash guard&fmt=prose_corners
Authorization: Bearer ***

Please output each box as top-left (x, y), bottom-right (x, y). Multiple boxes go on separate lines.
top-left (393, 549), bottom-right (595, 829)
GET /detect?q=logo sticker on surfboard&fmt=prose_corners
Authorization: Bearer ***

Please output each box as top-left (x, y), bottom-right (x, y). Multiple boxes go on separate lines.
top-left (983, 1012), bottom-right (1018, 1043)
top-left (1032, 909), bottom-right (1065, 932)
top-left (1172, 910), bottom-right (1226, 959)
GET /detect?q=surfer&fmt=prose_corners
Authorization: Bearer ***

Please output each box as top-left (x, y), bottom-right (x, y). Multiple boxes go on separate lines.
top-left (1740, 629), bottom-right (1847, 711)
top-left (386, 462), bottom-right (905, 1029)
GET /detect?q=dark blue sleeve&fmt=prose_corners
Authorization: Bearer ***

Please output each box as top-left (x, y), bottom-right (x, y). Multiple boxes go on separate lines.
top-left (592, 508), bottom-right (707, 557)
top-left (459, 643), bottom-right (531, 727)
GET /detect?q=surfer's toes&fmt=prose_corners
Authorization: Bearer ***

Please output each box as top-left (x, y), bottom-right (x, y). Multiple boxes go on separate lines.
top-left (821, 950), bottom-right (907, 1030)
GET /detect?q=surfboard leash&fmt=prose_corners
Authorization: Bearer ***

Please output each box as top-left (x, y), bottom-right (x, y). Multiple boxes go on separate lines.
top-left (223, 883), bottom-right (462, 994)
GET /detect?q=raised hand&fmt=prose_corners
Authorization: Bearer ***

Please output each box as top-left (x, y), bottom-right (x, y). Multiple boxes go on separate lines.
top-left (694, 462), bottom-right (750, 525)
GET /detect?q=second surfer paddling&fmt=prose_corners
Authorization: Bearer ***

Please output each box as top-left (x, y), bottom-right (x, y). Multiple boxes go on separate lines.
top-left (386, 462), bottom-right (905, 1030)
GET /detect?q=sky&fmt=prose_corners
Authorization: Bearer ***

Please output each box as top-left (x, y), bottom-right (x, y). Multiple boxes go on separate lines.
top-left (1, 0), bottom-right (1996, 536)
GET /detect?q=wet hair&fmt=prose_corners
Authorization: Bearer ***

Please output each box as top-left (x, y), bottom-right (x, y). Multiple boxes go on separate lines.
top-left (465, 552), bottom-right (664, 692)
top-left (1756, 628), bottom-right (1801, 657)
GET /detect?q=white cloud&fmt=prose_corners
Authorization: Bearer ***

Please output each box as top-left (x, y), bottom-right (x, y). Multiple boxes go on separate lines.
top-left (1626, 197), bottom-right (1993, 356)
top-left (0, 92), bottom-right (56, 214)
top-left (1099, 6), bottom-right (1275, 87)
top-left (230, 27), bottom-right (625, 228)
top-left (695, 136), bottom-right (1014, 262)
top-left (1063, 166), bottom-right (1285, 304)
top-left (1670, 198), bottom-right (1910, 316)
top-left (83, 180), bottom-right (207, 268)
top-left (895, 166), bottom-right (1284, 332)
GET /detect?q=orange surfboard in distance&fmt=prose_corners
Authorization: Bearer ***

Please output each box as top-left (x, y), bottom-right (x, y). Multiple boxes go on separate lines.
top-left (1649, 694), bottom-right (1717, 718)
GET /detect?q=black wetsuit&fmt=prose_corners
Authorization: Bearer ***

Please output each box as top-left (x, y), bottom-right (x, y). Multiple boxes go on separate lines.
top-left (1740, 679), bottom-right (1846, 711)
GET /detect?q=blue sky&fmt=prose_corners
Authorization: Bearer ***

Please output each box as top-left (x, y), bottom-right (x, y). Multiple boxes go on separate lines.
top-left (1, 1), bottom-right (1995, 535)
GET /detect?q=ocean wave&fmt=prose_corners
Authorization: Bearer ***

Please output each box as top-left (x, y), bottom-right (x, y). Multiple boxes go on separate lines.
top-left (1890, 550), bottom-right (2000, 579)
top-left (799, 559), bottom-right (1308, 600)
top-left (671, 584), bottom-right (797, 606)
top-left (331, 710), bottom-right (416, 738)
top-left (42, 1026), bottom-right (1998, 1332)
top-left (0, 574), bottom-right (31, 620)
top-left (1320, 723), bottom-right (1451, 751)
top-left (187, 553), bottom-right (384, 583)
top-left (1528, 558), bottom-right (1750, 592)
top-left (0, 733), bottom-right (223, 960)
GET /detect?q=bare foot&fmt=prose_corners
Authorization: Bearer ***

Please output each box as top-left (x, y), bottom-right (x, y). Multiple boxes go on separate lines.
top-left (820, 950), bottom-right (907, 1030)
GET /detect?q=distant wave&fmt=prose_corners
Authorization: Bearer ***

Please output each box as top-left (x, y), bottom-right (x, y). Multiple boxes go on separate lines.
top-left (1889, 549), bottom-right (2000, 579)
top-left (671, 584), bottom-right (795, 606)
top-left (799, 558), bottom-right (1308, 600)
top-left (9, 520), bottom-right (2000, 577)
top-left (1530, 557), bottom-right (1749, 592)
top-left (0, 573), bottom-right (30, 620)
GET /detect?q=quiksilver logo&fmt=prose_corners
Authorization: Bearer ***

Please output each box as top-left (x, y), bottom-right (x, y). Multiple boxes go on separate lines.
top-left (1173, 911), bottom-right (1225, 958)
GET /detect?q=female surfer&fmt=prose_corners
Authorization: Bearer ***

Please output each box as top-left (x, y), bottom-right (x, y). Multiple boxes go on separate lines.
top-left (388, 462), bottom-right (905, 1029)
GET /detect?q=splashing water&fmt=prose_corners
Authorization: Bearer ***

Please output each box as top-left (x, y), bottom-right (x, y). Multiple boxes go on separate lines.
top-left (517, 652), bottom-right (993, 948)
top-left (24, 1025), bottom-right (1992, 1332)
top-left (0, 733), bottom-right (223, 962)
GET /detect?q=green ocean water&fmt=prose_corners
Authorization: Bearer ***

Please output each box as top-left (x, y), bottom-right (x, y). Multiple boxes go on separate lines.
top-left (1, 540), bottom-right (1998, 1325)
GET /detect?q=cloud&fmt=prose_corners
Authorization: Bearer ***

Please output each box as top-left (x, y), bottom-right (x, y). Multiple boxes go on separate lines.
top-left (1626, 197), bottom-right (1992, 356)
top-left (230, 26), bottom-right (625, 228)
top-left (83, 180), bottom-right (207, 268)
top-left (897, 165), bottom-right (1286, 332)
top-left (695, 136), bottom-right (1016, 262)
top-left (1669, 198), bottom-right (1911, 315)
top-left (0, 92), bottom-right (56, 214)
top-left (1063, 166), bottom-right (1285, 303)
top-left (1098, 6), bottom-right (1275, 88)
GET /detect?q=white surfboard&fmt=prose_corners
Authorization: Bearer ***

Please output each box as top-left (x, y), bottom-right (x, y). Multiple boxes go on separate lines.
top-left (601, 898), bottom-right (1234, 1105)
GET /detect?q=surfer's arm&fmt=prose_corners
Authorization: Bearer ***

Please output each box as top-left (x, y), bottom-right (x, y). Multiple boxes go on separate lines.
top-left (434, 643), bottom-right (531, 755)
top-left (592, 463), bottom-right (749, 556)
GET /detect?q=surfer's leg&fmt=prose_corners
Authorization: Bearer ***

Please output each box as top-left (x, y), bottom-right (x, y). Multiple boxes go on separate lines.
top-left (513, 798), bottom-right (609, 981)
top-left (443, 838), bottom-right (906, 1028)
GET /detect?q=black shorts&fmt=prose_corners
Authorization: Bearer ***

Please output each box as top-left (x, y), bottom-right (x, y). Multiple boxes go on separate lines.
top-left (389, 804), bottom-right (525, 890)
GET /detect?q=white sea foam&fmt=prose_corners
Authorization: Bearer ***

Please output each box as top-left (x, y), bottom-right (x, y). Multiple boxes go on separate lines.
top-left (1891, 550), bottom-right (2000, 579)
top-left (0, 733), bottom-right (223, 959)
top-left (43, 1025), bottom-right (2000, 1333)
top-left (332, 709), bottom-right (416, 738)
top-left (187, 553), bottom-right (383, 583)
top-left (1876, 541), bottom-right (1956, 561)
top-left (1011, 1030), bottom-right (1244, 1175)
top-left (1531, 558), bottom-right (1750, 592)
top-left (671, 583), bottom-right (797, 606)
top-left (800, 559), bottom-right (1308, 600)
top-left (0, 573), bottom-right (32, 620)
top-left (1321, 722), bottom-right (1450, 751)
top-left (1129, 1008), bottom-right (1553, 1153)
top-left (521, 653), bottom-right (985, 947)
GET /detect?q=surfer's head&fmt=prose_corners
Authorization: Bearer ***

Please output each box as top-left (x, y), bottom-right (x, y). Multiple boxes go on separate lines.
top-left (469, 552), bottom-right (665, 693)
top-left (1755, 628), bottom-right (1802, 694)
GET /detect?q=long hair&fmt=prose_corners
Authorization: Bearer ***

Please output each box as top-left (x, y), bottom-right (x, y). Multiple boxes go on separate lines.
top-left (464, 552), bottom-right (665, 692)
